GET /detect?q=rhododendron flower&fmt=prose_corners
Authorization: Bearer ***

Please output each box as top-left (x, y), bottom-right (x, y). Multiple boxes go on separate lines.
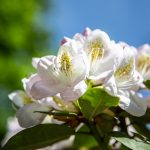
top-left (9, 91), bottom-right (51, 128)
top-left (137, 44), bottom-right (150, 81)
top-left (23, 39), bottom-right (88, 101)
top-left (74, 28), bottom-right (119, 85)
top-left (104, 46), bottom-right (147, 116)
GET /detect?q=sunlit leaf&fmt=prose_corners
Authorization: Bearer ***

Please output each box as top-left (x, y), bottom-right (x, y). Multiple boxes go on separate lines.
top-left (78, 87), bottom-right (119, 119)
top-left (111, 132), bottom-right (150, 150)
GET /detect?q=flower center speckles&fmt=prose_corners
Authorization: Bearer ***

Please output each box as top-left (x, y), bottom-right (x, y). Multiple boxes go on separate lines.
top-left (60, 52), bottom-right (72, 75)
top-left (114, 58), bottom-right (134, 81)
top-left (138, 55), bottom-right (150, 73)
top-left (87, 39), bottom-right (104, 62)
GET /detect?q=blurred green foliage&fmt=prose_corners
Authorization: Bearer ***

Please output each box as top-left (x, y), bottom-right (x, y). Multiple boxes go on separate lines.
top-left (0, 0), bottom-right (52, 142)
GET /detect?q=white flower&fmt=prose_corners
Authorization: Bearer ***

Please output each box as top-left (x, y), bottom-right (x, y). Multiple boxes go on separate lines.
top-left (74, 28), bottom-right (119, 85)
top-left (104, 46), bottom-right (146, 116)
top-left (16, 103), bottom-right (50, 128)
top-left (137, 44), bottom-right (150, 81)
top-left (8, 91), bottom-right (52, 128)
top-left (24, 39), bottom-right (88, 101)
top-left (8, 90), bottom-right (32, 108)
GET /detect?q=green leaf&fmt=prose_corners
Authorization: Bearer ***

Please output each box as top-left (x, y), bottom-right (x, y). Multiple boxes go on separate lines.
top-left (78, 87), bottom-right (119, 119)
top-left (2, 124), bottom-right (75, 150)
top-left (74, 125), bottom-right (98, 149)
top-left (112, 132), bottom-right (150, 150)
top-left (144, 80), bottom-right (150, 89)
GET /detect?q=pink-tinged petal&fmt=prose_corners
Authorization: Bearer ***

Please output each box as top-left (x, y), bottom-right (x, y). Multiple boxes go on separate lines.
top-left (30, 80), bottom-right (64, 99)
top-left (82, 27), bottom-right (92, 37)
top-left (22, 74), bottom-right (41, 97)
top-left (73, 33), bottom-right (85, 44)
top-left (60, 80), bottom-right (87, 101)
top-left (60, 37), bottom-right (71, 45)
top-left (16, 103), bottom-right (51, 128)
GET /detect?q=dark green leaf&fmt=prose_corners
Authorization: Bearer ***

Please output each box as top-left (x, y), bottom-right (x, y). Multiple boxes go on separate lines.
top-left (144, 80), bottom-right (150, 90)
top-left (78, 87), bottom-right (119, 119)
top-left (129, 109), bottom-right (150, 138)
top-left (2, 124), bottom-right (75, 150)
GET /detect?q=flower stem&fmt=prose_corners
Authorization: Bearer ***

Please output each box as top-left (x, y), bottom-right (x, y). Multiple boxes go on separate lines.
top-left (87, 121), bottom-right (108, 150)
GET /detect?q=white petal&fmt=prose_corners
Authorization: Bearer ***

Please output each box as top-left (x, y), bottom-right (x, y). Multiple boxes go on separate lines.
top-left (60, 80), bottom-right (87, 101)
top-left (16, 103), bottom-right (51, 128)
top-left (85, 29), bottom-right (110, 49)
top-left (89, 70), bottom-right (113, 85)
top-left (118, 90), bottom-right (147, 117)
top-left (41, 97), bottom-right (60, 110)
top-left (71, 52), bottom-right (89, 84)
top-left (8, 91), bottom-right (31, 108)
top-left (30, 79), bottom-right (64, 99)
top-left (117, 90), bottom-right (130, 110)
top-left (32, 57), bottom-right (40, 69)
top-left (37, 55), bottom-right (57, 80)
top-left (104, 75), bottom-right (117, 96)
top-left (58, 40), bottom-right (89, 84)
top-left (128, 91), bottom-right (147, 116)
top-left (138, 44), bottom-right (150, 55)
top-left (117, 70), bottom-right (143, 89)
top-left (22, 74), bottom-right (41, 97)
top-left (73, 33), bottom-right (85, 44)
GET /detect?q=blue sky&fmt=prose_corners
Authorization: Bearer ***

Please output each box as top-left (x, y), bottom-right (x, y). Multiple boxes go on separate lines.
top-left (47, 0), bottom-right (150, 50)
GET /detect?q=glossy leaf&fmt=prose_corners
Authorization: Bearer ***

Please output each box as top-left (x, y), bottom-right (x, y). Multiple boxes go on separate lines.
top-left (111, 132), bottom-right (150, 150)
top-left (2, 124), bottom-right (74, 150)
top-left (144, 80), bottom-right (150, 90)
top-left (78, 87), bottom-right (119, 119)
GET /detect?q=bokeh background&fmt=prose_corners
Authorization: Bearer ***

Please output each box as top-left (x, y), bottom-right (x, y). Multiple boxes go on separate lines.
top-left (0, 0), bottom-right (150, 143)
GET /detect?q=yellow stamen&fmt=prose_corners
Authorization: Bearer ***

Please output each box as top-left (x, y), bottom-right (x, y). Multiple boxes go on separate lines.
top-left (60, 52), bottom-right (72, 75)
top-left (138, 55), bottom-right (150, 73)
top-left (87, 39), bottom-right (104, 62)
top-left (114, 58), bottom-right (134, 80)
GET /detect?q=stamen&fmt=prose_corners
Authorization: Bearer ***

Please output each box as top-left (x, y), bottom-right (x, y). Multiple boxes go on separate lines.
top-left (87, 39), bottom-right (104, 62)
top-left (138, 55), bottom-right (150, 73)
top-left (60, 52), bottom-right (72, 75)
top-left (114, 58), bottom-right (134, 80)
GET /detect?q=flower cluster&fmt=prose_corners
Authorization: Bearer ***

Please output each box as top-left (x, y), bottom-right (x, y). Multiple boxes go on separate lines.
top-left (9, 28), bottom-right (150, 128)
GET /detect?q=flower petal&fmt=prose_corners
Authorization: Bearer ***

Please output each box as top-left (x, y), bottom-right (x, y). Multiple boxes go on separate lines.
top-left (8, 91), bottom-right (32, 108)
top-left (32, 57), bottom-right (40, 69)
top-left (37, 55), bottom-right (57, 80)
top-left (22, 74), bottom-right (41, 97)
top-left (118, 90), bottom-right (147, 117)
top-left (30, 79), bottom-right (64, 99)
top-left (16, 103), bottom-right (51, 128)
top-left (90, 70), bottom-right (113, 85)
top-left (41, 97), bottom-right (60, 110)
top-left (60, 80), bottom-right (87, 101)
top-left (104, 75), bottom-right (118, 96)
